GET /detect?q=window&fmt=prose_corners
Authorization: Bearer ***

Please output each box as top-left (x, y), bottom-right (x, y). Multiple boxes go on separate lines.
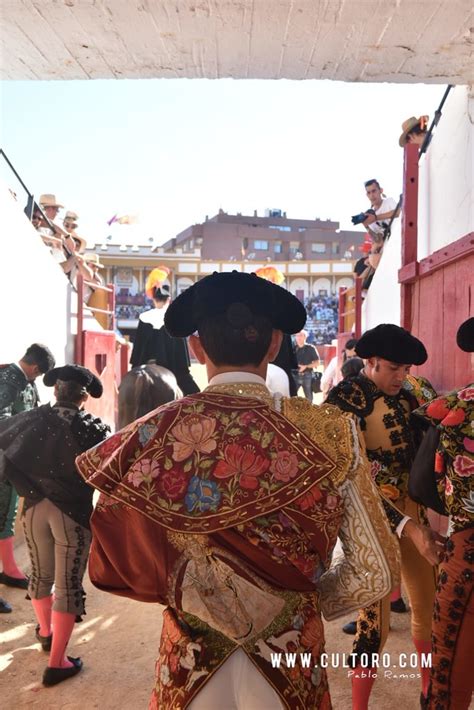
top-left (254, 240), bottom-right (269, 250)
top-left (298, 227), bottom-right (306, 233)
top-left (332, 242), bottom-right (340, 255)
top-left (274, 242), bottom-right (282, 253)
top-left (289, 241), bottom-right (300, 250)
top-left (268, 225), bottom-right (291, 232)
top-left (311, 243), bottom-right (326, 253)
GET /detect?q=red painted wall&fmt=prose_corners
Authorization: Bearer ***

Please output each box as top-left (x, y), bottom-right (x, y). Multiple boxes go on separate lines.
top-left (409, 237), bottom-right (474, 393)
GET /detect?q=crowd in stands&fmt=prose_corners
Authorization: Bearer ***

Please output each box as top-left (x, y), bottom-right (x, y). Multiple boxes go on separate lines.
top-left (304, 294), bottom-right (338, 345)
top-left (116, 304), bottom-right (144, 321)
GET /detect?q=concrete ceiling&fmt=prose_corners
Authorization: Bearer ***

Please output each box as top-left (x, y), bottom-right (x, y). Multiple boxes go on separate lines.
top-left (1, 0), bottom-right (473, 83)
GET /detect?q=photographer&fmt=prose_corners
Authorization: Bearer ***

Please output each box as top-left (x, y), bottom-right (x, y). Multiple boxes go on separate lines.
top-left (292, 330), bottom-right (320, 402)
top-left (352, 179), bottom-right (399, 241)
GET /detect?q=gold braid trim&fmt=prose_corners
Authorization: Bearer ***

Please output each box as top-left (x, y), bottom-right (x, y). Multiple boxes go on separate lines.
top-left (281, 398), bottom-right (356, 487)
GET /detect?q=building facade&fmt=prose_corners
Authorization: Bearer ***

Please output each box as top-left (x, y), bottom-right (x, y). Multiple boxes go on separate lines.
top-left (87, 209), bottom-right (364, 337)
top-left (161, 209), bottom-right (363, 263)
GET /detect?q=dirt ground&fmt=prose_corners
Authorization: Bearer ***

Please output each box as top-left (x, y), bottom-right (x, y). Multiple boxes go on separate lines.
top-left (0, 367), bottom-right (429, 709)
top-left (0, 547), bottom-right (425, 710)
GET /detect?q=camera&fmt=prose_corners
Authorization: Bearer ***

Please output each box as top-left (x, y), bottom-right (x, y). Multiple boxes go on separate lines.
top-left (351, 208), bottom-right (376, 226)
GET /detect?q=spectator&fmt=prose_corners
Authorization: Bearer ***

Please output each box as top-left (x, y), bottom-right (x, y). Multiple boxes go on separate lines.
top-left (39, 194), bottom-right (63, 224)
top-left (81, 253), bottom-right (105, 303)
top-left (321, 338), bottom-right (358, 399)
top-left (62, 211), bottom-right (79, 233)
top-left (399, 116), bottom-right (429, 148)
top-left (362, 179), bottom-right (399, 241)
top-left (292, 330), bottom-right (320, 401)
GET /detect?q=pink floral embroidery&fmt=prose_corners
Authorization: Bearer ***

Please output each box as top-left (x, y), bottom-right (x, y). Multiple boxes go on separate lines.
top-left (213, 443), bottom-right (269, 489)
top-left (463, 437), bottom-right (474, 453)
top-left (445, 478), bottom-right (453, 496)
top-left (128, 459), bottom-right (160, 487)
top-left (458, 387), bottom-right (474, 401)
top-left (171, 415), bottom-right (217, 462)
top-left (370, 460), bottom-right (381, 480)
top-left (453, 455), bottom-right (474, 477)
top-left (270, 450), bottom-right (299, 482)
top-left (238, 411), bottom-right (255, 427)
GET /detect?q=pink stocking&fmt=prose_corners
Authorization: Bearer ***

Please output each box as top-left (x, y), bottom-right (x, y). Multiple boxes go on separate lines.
top-left (31, 596), bottom-right (53, 637)
top-left (49, 611), bottom-right (76, 669)
top-left (413, 638), bottom-right (431, 699)
top-left (352, 667), bottom-right (377, 710)
top-left (0, 537), bottom-right (26, 579)
top-left (390, 586), bottom-right (401, 602)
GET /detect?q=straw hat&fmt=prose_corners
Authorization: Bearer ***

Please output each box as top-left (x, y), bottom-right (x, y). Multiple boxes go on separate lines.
top-left (85, 253), bottom-right (104, 268)
top-left (399, 116), bottom-right (427, 147)
top-left (64, 210), bottom-right (79, 222)
top-left (39, 193), bottom-right (64, 209)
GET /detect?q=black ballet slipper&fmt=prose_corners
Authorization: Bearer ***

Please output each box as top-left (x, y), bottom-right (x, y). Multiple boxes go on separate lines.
top-left (35, 625), bottom-right (52, 652)
top-left (42, 657), bottom-right (83, 686)
top-left (0, 572), bottom-right (29, 590)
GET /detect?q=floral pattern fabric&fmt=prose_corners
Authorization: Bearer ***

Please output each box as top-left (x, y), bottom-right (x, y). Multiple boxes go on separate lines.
top-left (80, 387), bottom-right (393, 710)
top-left (78, 392), bottom-right (336, 536)
top-left (415, 384), bottom-right (474, 534)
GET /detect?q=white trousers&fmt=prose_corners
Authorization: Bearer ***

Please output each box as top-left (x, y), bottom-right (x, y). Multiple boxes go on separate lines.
top-left (188, 648), bottom-right (284, 710)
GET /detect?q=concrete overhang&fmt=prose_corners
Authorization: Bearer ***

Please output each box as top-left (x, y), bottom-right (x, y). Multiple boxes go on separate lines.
top-left (1, 0), bottom-right (472, 83)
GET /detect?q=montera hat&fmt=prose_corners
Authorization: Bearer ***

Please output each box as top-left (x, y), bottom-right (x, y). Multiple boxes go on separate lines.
top-left (456, 317), bottom-right (474, 353)
top-left (356, 323), bottom-right (428, 365)
top-left (44, 365), bottom-right (103, 398)
top-left (39, 194), bottom-right (64, 209)
top-left (164, 271), bottom-right (307, 337)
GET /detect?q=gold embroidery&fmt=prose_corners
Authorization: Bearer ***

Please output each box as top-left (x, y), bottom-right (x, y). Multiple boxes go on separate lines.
top-left (282, 398), bottom-right (355, 487)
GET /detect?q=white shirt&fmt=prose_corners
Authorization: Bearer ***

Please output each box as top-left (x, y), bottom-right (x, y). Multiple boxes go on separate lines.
top-left (370, 196), bottom-right (398, 236)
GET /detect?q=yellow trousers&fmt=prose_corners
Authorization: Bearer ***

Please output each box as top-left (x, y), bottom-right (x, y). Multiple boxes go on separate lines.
top-left (353, 496), bottom-right (437, 660)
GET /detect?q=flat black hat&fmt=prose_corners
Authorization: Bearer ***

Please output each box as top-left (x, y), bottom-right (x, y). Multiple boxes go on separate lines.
top-left (164, 271), bottom-right (307, 337)
top-left (43, 365), bottom-right (103, 398)
top-left (356, 323), bottom-right (428, 365)
top-left (456, 317), bottom-right (474, 353)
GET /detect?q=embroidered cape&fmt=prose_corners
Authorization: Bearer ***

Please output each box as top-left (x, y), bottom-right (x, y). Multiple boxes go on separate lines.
top-left (77, 388), bottom-right (396, 709)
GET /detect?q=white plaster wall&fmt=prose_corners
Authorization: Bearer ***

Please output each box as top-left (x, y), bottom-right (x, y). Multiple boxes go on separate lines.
top-left (0, 183), bottom-right (101, 401)
top-left (362, 221), bottom-right (401, 331)
top-left (2, 1), bottom-right (471, 83)
top-left (418, 85), bottom-right (474, 259)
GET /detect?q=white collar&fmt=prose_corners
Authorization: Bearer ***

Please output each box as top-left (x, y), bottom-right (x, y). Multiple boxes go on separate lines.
top-left (208, 372), bottom-right (267, 386)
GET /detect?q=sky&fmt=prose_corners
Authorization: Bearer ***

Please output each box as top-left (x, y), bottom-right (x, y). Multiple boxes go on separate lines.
top-left (0, 79), bottom-right (443, 248)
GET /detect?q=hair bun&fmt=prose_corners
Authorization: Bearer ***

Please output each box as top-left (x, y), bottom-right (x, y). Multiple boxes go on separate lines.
top-left (226, 302), bottom-right (253, 329)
